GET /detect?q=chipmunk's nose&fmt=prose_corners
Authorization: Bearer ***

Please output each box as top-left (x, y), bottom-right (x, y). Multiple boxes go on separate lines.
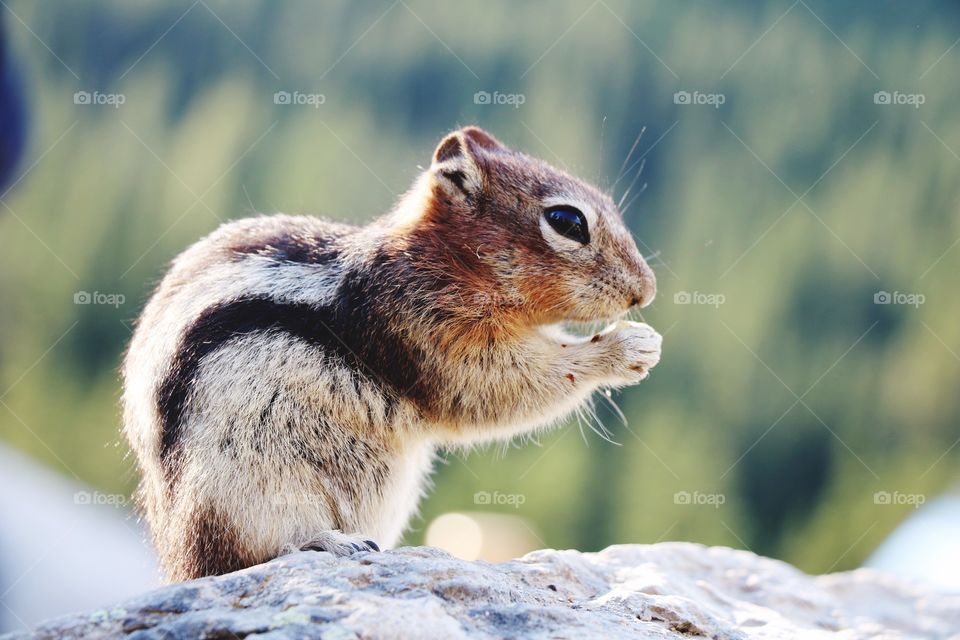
top-left (628, 258), bottom-right (657, 308)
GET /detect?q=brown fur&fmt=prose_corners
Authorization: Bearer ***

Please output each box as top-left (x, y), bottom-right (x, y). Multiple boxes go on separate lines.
top-left (176, 505), bottom-right (260, 581)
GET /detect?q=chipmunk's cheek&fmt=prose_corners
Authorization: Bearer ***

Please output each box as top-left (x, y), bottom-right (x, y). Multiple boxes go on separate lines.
top-left (517, 269), bottom-right (568, 319)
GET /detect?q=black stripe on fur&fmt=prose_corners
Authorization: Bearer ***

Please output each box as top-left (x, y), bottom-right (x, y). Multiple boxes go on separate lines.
top-left (156, 270), bottom-right (432, 482)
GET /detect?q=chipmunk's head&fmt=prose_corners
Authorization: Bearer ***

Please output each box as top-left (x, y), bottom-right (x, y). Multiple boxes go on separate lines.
top-left (404, 126), bottom-right (655, 328)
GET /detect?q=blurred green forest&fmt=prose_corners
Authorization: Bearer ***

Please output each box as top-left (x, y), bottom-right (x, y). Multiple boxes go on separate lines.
top-left (1, 0), bottom-right (958, 573)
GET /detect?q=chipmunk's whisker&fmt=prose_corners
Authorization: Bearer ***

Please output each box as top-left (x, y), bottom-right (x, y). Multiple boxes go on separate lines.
top-left (598, 390), bottom-right (629, 428)
top-left (617, 157), bottom-right (646, 208)
top-left (615, 126), bottom-right (646, 185)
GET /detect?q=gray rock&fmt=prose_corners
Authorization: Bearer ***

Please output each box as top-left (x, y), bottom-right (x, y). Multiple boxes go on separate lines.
top-left (9, 543), bottom-right (960, 639)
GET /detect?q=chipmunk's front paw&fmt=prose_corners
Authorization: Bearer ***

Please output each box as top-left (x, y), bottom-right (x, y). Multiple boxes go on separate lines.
top-left (605, 320), bottom-right (662, 383)
top-left (299, 531), bottom-right (380, 557)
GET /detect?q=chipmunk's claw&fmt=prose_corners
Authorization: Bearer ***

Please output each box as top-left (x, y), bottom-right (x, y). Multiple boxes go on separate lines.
top-left (299, 531), bottom-right (380, 557)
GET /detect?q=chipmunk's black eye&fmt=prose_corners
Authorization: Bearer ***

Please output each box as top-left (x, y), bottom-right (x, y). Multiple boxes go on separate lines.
top-left (544, 206), bottom-right (590, 244)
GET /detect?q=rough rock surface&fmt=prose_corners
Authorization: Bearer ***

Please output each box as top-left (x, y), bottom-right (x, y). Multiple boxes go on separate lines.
top-left (13, 543), bottom-right (960, 639)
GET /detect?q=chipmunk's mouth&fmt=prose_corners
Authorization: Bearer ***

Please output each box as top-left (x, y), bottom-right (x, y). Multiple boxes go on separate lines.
top-left (561, 311), bottom-right (630, 337)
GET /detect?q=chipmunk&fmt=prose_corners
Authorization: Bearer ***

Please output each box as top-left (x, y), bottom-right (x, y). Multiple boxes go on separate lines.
top-left (122, 126), bottom-right (661, 582)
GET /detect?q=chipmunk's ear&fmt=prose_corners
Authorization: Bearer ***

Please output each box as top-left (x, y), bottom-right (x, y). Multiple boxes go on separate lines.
top-left (460, 126), bottom-right (507, 153)
top-left (430, 127), bottom-right (507, 200)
